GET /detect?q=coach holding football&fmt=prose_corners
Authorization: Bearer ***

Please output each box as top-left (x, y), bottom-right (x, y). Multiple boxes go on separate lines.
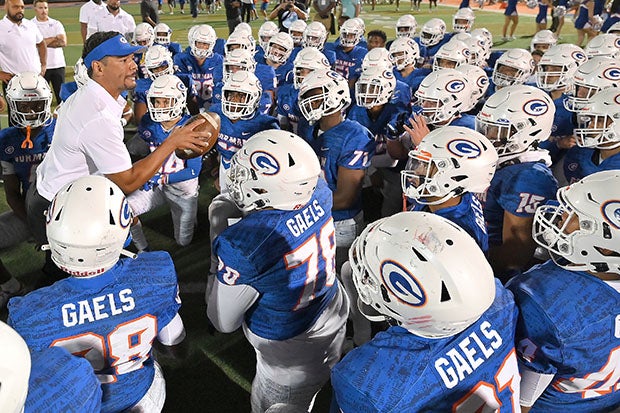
top-left (26, 31), bottom-right (210, 278)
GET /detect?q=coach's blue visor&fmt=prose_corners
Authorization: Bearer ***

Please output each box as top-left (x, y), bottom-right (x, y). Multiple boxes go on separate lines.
top-left (84, 34), bottom-right (144, 69)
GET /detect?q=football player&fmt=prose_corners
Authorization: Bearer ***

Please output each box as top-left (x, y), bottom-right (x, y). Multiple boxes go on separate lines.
top-left (173, 24), bottom-right (223, 111)
top-left (153, 22), bottom-right (182, 56)
top-left (258, 32), bottom-right (295, 87)
top-left (508, 170), bottom-right (620, 411)
top-left (303, 21), bottom-right (337, 66)
top-left (325, 18), bottom-right (368, 88)
top-left (416, 18), bottom-right (454, 68)
top-left (133, 22), bottom-right (155, 79)
top-left (207, 130), bottom-right (348, 413)
top-left (8, 175), bottom-right (186, 413)
top-left (128, 74), bottom-right (202, 250)
top-left (298, 69), bottom-right (375, 272)
top-left (0, 321), bottom-right (102, 412)
top-left (475, 85), bottom-right (558, 281)
top-left (332, 211), bottom-right (520, 411)
top-left (491, 48), bottom-right (535, 91)
top-left (0, 72), bottom-right (55, 302)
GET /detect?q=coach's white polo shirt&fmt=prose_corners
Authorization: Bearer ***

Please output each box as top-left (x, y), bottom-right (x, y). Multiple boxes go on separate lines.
top-left (87, 6), bottom-right (136, 39)
top-left (36, 80), bottom-right (132, 201)
top-left (32, 17), bottom-right (66, 70)
top-left (79, 0), bottom-right (106, 39)
top-left (0, 15), bottom-right (43, 74)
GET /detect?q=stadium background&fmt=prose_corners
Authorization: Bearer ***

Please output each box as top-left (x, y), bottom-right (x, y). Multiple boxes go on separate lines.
top-left (0, 1), bottom-right (581, 410)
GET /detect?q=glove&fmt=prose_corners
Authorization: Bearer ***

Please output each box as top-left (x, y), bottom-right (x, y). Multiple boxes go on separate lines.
top-left (141, 173), bottom-right (167, 191)
top-left (386, 111), bottom-right (412, 141)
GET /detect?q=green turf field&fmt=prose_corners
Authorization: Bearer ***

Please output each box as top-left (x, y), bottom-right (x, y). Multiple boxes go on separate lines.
top-left (0, 2), bottom-right (581, 410)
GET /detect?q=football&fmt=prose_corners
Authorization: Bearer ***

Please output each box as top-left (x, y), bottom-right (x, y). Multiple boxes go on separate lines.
top-left (175, 112), bottom-right (221, 159)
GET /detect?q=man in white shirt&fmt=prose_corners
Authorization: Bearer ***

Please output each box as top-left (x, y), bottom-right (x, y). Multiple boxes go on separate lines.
top-left (79, 0), bottom-right (105, 42)
top-left (26, 32), bottom-right (211, 280)
top-left (0, 0), bottom-right (47, 126)
top-left (87, 0), bottom-right (135, 41)
top-left (32, 0), bottom-right (66, 103)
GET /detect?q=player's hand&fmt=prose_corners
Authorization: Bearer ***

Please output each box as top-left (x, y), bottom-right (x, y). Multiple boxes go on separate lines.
top-left (556, 135), bottom-right (577, 149)
top-left (168, 117), bottom-right (213, 154)
top-left (142, 173), bottom-right (166, 191)
top-left (403, 114), bottom-right (430, 147)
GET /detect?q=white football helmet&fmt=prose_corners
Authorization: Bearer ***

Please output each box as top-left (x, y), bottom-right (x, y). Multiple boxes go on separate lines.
top-left (225, 30), bottom-right (256, 55)
top-left (74, 58), bottom-right (89, 88)
top-left (0, 321), bottom-right (30, 413)
top-left (340, 18), bottom-right (365, 48)
top-left (471, 27), bottom-right (493, 46)
top-left (584, 33), bottom-right (620, 59)
top-left (144, 44), bottom-right (174, 79)
top-left (476, 85), bottom-right (554, 160)
top-left (564, 56), bottom-right (620, 111)
top-left (258, 21), bottom-right (279, 51)
top-left (45, 176), bottom-right (133, 276)
top-left (530, 29), bottom-right (557, 52)
top-left (222, 70), bottom-right (262, 120)
top-left (146, 74), bottom-right (187, 122)
top-left (304, 21), bottom-right (328, 50)
top-left (234, 22), bottom-right (253, 35)
top-left (362, 47), bottom-right (395, 72)
top-left (420, 18), bottom-right (447, 47)
top-left (607, 21), bottom-right (620, 34)
top-left (433, 39), bottom-right (471, 70)
top-left (349, 211), bottom-right (496, 338)
top-left (355, 66), bottom-right (396, 108)
top-left (465, 36), bottom-right (490, 67)
top-left (224, 48), bottom-right (257, 81)
top-left (225, 129), bottom-right (321, 212)
top-left (526, 0), bottom-right (538, 8)
top-left (298, 70), bottom-right (351, 123)
top-left (389, 37), bottom-right (420, 71)
top-left (188, 24), bottom-right (217, 59)
top-left (134, 22), bottom-right (155, 47)
top-left (415, 68), bottom-right (472, 125)
top-left (536, 44), bottom-right (588, 91)
top-left (396, 14), bottom-right (417, 38)
top-left (293, 47), bottom-right (331, 89)
top-left (573, 87), bottom-right (620, 149)
top-left (533, 170), bottom-right (620, 274)
top-left (553, 4), bottom-right (566, 17)
top-left (154, 23), bottom-right (172, 46)
top-left (401, 126), bottom-right (498, 204)
top-left (453, 7), bottom-right (475, 33)
top-left (492, 48), bottom-right (535, 87)
top-left (6, 72), bottom-right (52, 128)
top-left (265, 32), bottom-right (294, 64)
top-left (289, 19), bottom-right (307, 46)
top-left (455, 64), bottom-right (489, 112)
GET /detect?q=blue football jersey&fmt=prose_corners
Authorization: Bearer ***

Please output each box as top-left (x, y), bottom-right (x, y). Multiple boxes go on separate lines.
top-left (59, 81), bottom-right (78, 102)
top-left (25, 346), bottom-right (102, 413)
top-left (507, 261), bottom-right (620, 412)
top-left (214, 179), bottom-right (339, 340)
top-left (551, 93), bottom-right (576, 138)
top-left (8, 251), bottom-right (182, 413)
top-left (173, 51), bottom-right (224, 108)
top-left (0, 120), bottom-right (55, 192)
top-left (157, 42), bottom-right (182, 57)
top-left (213, 38), bottom-right (226, 56)
top-left (308, 119), bottom-right (375, 221)
top-left (484, 161), bottom-right (558, 246)
top-left (325, 43), bottom-right (367, 81)
top-left (449, 113), bottom-right (476, 129)
top-left (394, 67), bottom-right (431, 95)
top-left (210, 103), bottom-right (280, 170)
top-left (563, 147), bottom-right (620, 184)
top-left (256, 62), bottom-right (277, 94)
top-left (332, 280), bottom-right (519, 412)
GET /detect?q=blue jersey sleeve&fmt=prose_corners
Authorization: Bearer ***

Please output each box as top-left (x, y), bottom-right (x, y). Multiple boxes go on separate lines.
top-left (500, 163), bottom-right (557, 217)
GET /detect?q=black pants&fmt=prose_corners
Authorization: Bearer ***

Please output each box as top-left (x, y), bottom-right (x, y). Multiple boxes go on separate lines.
top-left (190, 0), bottom-right (198, 17)
top-left (227, 16), bottom-right (242, 33)
top-left (241, 2), bottom-right (253, 21)
top-left (44, 67), bottom-right (65, 104)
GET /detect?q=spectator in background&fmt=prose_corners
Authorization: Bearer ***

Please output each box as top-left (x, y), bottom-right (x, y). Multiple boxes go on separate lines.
top-left (79, 0), bottom-right (105, 42)
top-left (339, 0), bottom-right (360, 24)
top-left (140, 0), bottom-right (159, 26)
top-left (241, 0), bottom-right (253, 22)
top-left (225, 0), bottom-right (242, 33)
top-left (32, 0), bottom-right (66, 104)
top-left (269, 0), bottom-right (308, 32)
top-left (88, 0), bottom-right (136, 41)
top-left (0, 0), bottom-right (47, 126)
top-left (367, 29), bottom-right (386, 50)
top-left (313, 0), bottom-right (336, 35)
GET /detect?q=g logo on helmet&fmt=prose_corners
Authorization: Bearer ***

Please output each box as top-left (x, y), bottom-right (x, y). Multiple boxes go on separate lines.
top-left (614, 94), bottom-right (620, 105)
top-left (601, 200), bottom-right (620, 229)
top-left (571, 51), bottom-right (587, 63)
top-left (447, 139), bottom-right (482, 158)
top-left (523, 99), bottom-right (549, 116)
top-left (445, 80), bottom-right (465, 93)
top-left (380, 260), bottom-right (426, 307)
top-left (119, 198), bottom-right (132, 229)
top-left (250, 151), bottom-right (280, 175)
top-left (177, 81), bottom-right (186, 92)
top-left (477, 76), bottom-right (488, 88)
top-left (603, 67), bottom-right (620, 80)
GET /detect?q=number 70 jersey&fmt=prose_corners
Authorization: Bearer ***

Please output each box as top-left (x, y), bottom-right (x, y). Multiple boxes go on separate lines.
top-left (331, 280), bottom-right (520, 413)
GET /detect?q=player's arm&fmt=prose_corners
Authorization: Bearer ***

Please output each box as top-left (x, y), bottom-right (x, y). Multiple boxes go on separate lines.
top-left (158, 313), bottom-right (186, 345)
top-left (488, 212), bottom-right (536, 275)
top-left (2, 171), bottom-right (27, 222)
top-left (333, 166), bottom-right (365, 210)
top-left (207, 281), bottom-right (259, 333)
top-left (106, 118), bottom-right (211, 194)
top-left (519, 364), bottom-right (555, 410)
